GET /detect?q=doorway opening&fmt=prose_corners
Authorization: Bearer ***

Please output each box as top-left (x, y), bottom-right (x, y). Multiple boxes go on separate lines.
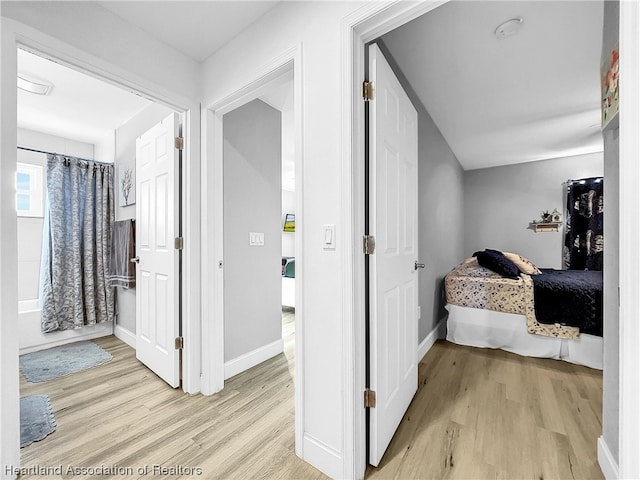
top-left (221, 69), bottom-right (295, 381)
top-left (361, 1), bottom-right (607, 476)
top-left (16, 44), bottom-right (191, 462)
top-left (201, 48), bottom-right (304, 456)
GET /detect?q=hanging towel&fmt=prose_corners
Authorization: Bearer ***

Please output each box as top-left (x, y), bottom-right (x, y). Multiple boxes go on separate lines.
top-left (109, 219), bottom-right (136, 288)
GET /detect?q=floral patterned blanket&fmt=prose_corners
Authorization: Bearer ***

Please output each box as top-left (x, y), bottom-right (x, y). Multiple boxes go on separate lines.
top-left (444, 259), bottom-right (579, 339)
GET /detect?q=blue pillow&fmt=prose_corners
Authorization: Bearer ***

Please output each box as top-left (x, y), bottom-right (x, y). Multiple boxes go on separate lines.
top-left (473, 249), bottom-right (520, 279)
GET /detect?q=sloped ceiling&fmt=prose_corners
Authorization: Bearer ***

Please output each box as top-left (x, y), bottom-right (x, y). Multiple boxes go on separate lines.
top-left (98, 1), bottom-right (280, 62)
top-left (381, 1), bottom-right (604, 170)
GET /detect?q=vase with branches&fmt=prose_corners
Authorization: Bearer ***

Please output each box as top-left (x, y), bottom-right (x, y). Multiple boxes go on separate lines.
top-left (121, 167), bottom-right (133, 206)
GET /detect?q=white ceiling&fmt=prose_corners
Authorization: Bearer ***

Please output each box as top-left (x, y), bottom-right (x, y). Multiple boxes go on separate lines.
top-left (17, 49), bottom-right (152, 146)
top-left (98, 1), bottom-right (280, 63)
top-left (381, 1), bottom-right (605, 170)
top-left (15, 1), bottom-right (604, 172)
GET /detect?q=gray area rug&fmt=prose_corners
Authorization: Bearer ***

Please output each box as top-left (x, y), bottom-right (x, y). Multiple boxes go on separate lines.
top-left (20, 395), bottom-right (56, 448)
top-left (20, 341), bottom-right (113, 383)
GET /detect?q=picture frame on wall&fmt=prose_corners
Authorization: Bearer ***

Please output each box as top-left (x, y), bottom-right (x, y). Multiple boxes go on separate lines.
top-left (118, 159), bottom-right (135, 207)
top-left (283, 213), bottom-right (295, 232)
top-left (601, 43), bottom-right (619, 128)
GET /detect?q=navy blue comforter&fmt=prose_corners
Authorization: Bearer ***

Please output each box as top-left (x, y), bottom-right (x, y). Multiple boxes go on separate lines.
top-left (531, 269), bottom-right (603, 337)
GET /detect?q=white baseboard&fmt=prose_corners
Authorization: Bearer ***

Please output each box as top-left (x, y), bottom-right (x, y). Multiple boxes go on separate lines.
top-left (19, 322), bottom-right (113, 355)
top-left (302, 433), bottom-right (342, 480)
top-left (418, 319), bottom-right (446, 361)
top-left (224, 339), bottom-right (283, 380)
top-left (114, 324), bottom-right (136, 349)
top-left (598, 436), bottom-right (619, 480)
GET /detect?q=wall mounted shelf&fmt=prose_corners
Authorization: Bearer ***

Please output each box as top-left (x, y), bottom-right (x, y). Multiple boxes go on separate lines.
top-left (531, 222), bottom-right (562, 232)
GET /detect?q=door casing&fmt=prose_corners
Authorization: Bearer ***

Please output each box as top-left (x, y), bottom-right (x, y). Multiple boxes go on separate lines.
top-left (200, 45), bottom-right (304, 455)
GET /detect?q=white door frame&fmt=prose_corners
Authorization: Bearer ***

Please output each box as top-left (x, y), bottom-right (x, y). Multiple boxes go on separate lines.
top-left (200, 44), bottom-right (304, 451)
top-left (1, 18), bottom-right (202, 471)
top-left (342, 1), bottom-right (640, 478)
top-left (617, 2), bottom-right (640, 478)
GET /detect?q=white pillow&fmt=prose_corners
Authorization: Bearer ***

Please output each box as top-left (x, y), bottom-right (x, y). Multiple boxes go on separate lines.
top-left (502, 252), bottom-right (542, 275)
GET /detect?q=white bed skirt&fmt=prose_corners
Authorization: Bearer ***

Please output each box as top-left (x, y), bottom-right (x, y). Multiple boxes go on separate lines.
top-left (445, 304), bottom-right (603, 370)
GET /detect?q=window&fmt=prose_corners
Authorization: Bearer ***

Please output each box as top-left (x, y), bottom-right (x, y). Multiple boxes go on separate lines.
top-left (16, 162), bottom-right (43, 217)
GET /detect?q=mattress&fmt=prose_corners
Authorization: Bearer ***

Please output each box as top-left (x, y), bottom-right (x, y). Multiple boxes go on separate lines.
top-left (445, 260), bottom-right (579, 339)
top-left (445, 304), bottom-right (602, 370)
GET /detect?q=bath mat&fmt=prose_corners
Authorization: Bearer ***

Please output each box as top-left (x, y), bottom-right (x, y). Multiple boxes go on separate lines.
top-left (19, 341), bottom-right (112, 383)
top-left (20, 395), bottom-right (56, 448)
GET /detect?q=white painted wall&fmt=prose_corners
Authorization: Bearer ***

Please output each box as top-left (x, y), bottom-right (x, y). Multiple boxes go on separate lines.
top-left (0, 22), bottom-right (21, 476)
top-left (114, 102), bottom-right (175, 339)
top-left (223, 99), bottom-right (283, 366)
top-left (463, 152), bottom-right (604, 269)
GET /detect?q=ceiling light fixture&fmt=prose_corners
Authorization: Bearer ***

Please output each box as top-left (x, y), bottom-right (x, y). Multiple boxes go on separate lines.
top-left (17, 75), bottom-right (53, 95)
top-left (494, 17), bottom-right (524, 40)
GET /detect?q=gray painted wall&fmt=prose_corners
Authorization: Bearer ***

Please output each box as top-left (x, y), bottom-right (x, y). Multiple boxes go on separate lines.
top-left (114, 102), bottom-right (175, 334)
top-left (223, 99), bottom-right (282, 362)
top-left (416, 99), bottom-right (466, 341)
top-left (463, 153), bottom-right (603, 268)
top-left (601, 0), bottom-right (620, 463)
top-left (378, 41), bottom-right (466, 343)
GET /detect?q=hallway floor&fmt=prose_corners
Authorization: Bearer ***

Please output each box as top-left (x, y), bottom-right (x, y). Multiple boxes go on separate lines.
top-left (19, 309), bottom-right (324, 479)
top-left (20, 326), bottom-right (603, 479)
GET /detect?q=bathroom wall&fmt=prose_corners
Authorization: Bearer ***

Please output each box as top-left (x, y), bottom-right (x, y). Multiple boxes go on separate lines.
top-left (17, 128), bottom-right (113, 354)
top-left (113, 102), bottom-right (176, 345)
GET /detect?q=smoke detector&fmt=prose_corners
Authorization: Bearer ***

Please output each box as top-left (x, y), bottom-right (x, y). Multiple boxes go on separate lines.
top-left (494, 17), bottom-right (524, 40)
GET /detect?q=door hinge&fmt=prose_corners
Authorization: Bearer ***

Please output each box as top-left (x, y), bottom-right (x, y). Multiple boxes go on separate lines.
top-left (175, 237), bottom-right (184, 250)
top-left (363, 235), bottom-right (376, 255)
top-left (175, 137), bottom-right (184, 150)
top-left (364, 389), bottom-right (376, 408)
top-left (363, 81), bottom-right (375, 101)
top-left (175, 337), bottom-right (184, 350)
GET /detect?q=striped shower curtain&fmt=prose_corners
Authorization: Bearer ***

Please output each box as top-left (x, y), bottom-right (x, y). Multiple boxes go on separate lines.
top-left (39, 154), bottom-right (115, 332)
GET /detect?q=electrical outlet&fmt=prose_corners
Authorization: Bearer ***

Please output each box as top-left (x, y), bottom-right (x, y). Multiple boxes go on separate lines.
top-left (249, 232), bottom-right (265, 246)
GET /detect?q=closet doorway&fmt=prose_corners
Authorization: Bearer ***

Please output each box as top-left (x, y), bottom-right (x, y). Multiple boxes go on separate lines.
top-left (221, 69), bottom-right (296, 382)
top-left (202, 53), bottom-right (304, 452)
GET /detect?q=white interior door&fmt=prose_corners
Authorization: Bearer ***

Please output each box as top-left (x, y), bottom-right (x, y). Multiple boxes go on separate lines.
top-left (135, 112), bottom-right (181, 388)
top-left (368, 44), bottom-right (419, 466)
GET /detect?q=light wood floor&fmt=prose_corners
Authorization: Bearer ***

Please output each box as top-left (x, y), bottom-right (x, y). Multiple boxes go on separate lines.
top-left (20, 325), bottom-right (603, 479)
top-left (367, 341), bottom-right (604, 480)
top-left (20, 309), bottom-right (325, 480)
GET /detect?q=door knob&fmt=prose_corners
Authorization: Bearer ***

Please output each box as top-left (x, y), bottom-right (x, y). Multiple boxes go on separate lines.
top-left (415, 261), bottom-right (425, 270)
top-left (130, 256), bottom-right (140, 264)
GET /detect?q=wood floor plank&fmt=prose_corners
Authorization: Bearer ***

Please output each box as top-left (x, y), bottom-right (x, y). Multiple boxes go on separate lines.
top-left (20, 330), bottom-right (603, 479)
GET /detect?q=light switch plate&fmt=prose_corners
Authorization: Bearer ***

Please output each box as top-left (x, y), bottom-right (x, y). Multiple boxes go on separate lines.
top-left (322, 224), bottom-right (336, 250)
top-left (249, 232), bottom-right (265, 246)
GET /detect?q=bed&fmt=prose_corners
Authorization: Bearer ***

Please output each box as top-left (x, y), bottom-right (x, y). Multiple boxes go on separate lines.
top-left (444, 256), bottom-right (603, 370)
